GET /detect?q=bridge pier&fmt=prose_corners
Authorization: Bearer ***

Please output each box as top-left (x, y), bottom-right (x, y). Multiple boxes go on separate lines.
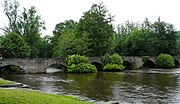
top-left (0, 56), bottom-right (179, 73)
top-left (0, 58), bottom-right (67, 73)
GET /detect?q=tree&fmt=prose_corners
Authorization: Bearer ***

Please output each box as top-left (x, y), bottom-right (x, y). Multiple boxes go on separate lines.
top-left (50, 20), bottom-right (77, 55)
top-left (2, 0), bottom-right (46, 58)
top-left (76, 3), bottom-right (114, 56)
top-left (52, 30), bottom-right (76, 58)
top-left (115, 28), bottom-right (152, 56)
top-left (115, 18), bottom-right (177, 56)
top-left (53, 20), bottom-right (77, 36)
top-left (52, 29), bottom-right (90, 58)
top-left (151, 20), bottom-right (177, 55)
top-left (17, 6), bottom-right (46, 57)
top-left (0, 32), bottom-right (31, 58)
top-left (1, 0), bottom-right (19, 33)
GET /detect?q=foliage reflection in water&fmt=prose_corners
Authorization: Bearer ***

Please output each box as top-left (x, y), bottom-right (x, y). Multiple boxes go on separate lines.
top-left (1, 68), bottom-right (180, 103)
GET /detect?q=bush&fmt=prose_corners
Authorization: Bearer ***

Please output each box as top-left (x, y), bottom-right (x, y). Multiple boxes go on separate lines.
top-left (156, 53), bottom-right (175, 68)
top-left (67, 55), bottom-right (97, 73)
top-left (103, 64), bottom-right (125, 72)
top-left (103, 53), bottom-right (123, 65)
top-left (102, 53), bottom-right (124, 71)
top-left (68, 63), bottom-right (97, 73)
top-left (67, 54), bottom-right (89, 66)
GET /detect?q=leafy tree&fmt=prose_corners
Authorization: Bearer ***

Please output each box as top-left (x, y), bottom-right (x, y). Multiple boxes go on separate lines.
top-left (115, 18), bottom-right (177, 56)
top-left (50, 20), bottom-right (77, 55)
top-left (17, 6), bottom-right (45, 57)
top-left (116, 28), bottom-right (152, 56)
top-left (0, 32), bottom-right (31, 58)
top-left (53, 20), bottom-right (77, 36)
top-left (52, 30), bottom-right (76, 58)
top-left (174, 31), bottom-right (180, 55)
top-left (2, 0), bottom-right (46, 58)
top-left (37, 36), bottom-right (52, 58)
top-left (151, 20), bottom-right (177, 55)
top-left (1, 0), bottom-right (19, 33)
top-left (76, 3), bottom-right (114, 56)
top-left (52, 30), bottom-right (90, 58)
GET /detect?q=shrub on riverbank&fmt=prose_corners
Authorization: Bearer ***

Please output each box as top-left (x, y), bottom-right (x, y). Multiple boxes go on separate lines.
top-left (102, 53), bottom-right (125, 71)
top-left (156, 53), bottom-right (175, 68)
top-left (103, 64), bottom-right (125, 71)
top-left (0, 88), bottom-right (92, 104)
top-left (67, 55), bottom-right (97, 73)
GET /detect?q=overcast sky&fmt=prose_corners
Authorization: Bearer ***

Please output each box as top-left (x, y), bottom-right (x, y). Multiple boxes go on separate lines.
top-left (0, 0), bottom-right (180, 35)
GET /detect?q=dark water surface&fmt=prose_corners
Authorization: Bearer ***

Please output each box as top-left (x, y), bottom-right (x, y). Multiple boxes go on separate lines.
top-left (1, 68), bottom-right (180, 103)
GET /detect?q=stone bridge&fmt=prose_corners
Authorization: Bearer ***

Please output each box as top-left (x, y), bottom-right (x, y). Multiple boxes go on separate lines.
top-left (0, 56), bottom-right (179, 73)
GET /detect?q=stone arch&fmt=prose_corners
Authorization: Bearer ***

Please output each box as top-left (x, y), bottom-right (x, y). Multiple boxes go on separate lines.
top-left (143, 60), bottom-right (156, 68)
top-left (46, 63), bottom-right (67, 73)
top-left (0, 64), bottom-right (25, 74)
top-left (174, 59), bottom-right (179, 68)
top-left (91, 62), bottom-right (103, 71)
top-left (123, 61), bottom-right (132, 70)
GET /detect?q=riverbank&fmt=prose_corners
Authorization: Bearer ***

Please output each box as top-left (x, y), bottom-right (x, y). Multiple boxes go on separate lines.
top-left (0, 78), bottom-right (92, 104)
top-left (0, 88), bottom-right (93, 104)
top-left (0, 78), bottom-right (12, 85)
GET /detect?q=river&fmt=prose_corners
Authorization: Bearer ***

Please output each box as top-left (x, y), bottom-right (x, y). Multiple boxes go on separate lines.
top-left (1, 68), bottom-right (180, 103)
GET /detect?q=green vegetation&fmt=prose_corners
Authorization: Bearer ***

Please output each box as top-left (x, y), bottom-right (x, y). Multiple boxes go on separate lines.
top-left (0, 1), bottom-right (179, 60)
top-left (103, 64), bottom-right (124, 71)
top-left (67, 55), bottom-right (97, 73)
top-left (0, 78), bottom-right (12, 85)
top-left (0, 88), bottom-right (92, 104)
top-left (115, 18), bottom-right (178, 56)
top-left (76, 3), bottom-right (114, 56)
top-left (142, 56), bottom-right (150, 63)
top-left (156, 54), bottom-right (175, 68)
top-left (1, 32), bottom-right (31, 58)
top-left (102, 53), bottom-right (125, 71)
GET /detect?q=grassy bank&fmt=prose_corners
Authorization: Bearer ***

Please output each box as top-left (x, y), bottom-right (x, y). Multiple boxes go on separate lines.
top-left (0, 78), bottom-right (12, 85)
top-left (0, 88), bottom-right (93, 104)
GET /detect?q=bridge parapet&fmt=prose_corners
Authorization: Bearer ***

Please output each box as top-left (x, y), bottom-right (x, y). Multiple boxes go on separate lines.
top-left (89, 57), bottom-right (102, 64)
top-left (0, 58), bottom-right (67, 73)
top-left (0, 56), bottom-right (179, 73)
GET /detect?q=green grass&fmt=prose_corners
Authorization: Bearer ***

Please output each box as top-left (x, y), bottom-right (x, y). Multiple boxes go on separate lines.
top-left (0, 88), bottom-right (93, 104)
top-left (0, 78), bottom-right (12, 85)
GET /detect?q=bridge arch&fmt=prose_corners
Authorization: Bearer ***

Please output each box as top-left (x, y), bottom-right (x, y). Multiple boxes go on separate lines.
top-left (46, 63), bottom-right (67, 73)
top-left (143, 60), bottom-right (156, 68)
top-left (123, 61), bottom-right (132, 70)
top-left (91, 62), bottom-right (103, 71)
top-left (0, 64), bottom-right (25, 74)
top-left (174, 59), bottom-right (179, 68)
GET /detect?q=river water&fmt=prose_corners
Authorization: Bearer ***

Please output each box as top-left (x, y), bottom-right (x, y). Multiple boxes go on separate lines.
top-left (1, 68), bottom-right (180, 103)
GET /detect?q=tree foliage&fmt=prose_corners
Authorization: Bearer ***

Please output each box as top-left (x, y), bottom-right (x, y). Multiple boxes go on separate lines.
top-left (52, 30), bottom-right (76, 58)
top-left (115, 18), bottom-right (177, 56)
top-left (18, 6), bottom-right (45, 57)
top-left (0, 32), bottom-right (31, 58)
top-left (2, 0), bottom-right (20, 33)
top-left (76, 3), bottom-right (114, 56)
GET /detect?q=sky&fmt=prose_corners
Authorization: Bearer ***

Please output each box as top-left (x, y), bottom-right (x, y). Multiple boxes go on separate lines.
top-left (0, 0), bottom-right (180, 35)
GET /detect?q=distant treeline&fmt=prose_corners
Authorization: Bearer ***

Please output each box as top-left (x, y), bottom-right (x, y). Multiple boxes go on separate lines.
top-left (0, 0), bottom-right (179, 58)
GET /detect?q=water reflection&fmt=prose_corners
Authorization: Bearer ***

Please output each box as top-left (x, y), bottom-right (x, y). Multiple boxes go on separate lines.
top-left (1, 68), bottom-right (180, 103)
